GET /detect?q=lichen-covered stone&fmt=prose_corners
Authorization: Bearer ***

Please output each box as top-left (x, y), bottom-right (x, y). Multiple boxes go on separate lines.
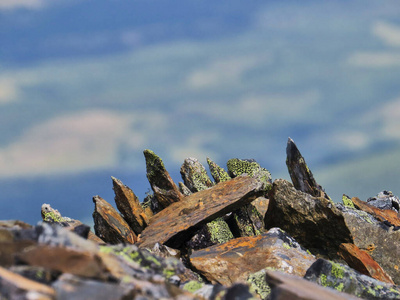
top-left (305, 258), bottom-right (400, 299)
top-left (265, 179), bottom-right (353, 258)
top-left (190, 228), bottom-right (315, 286)
top-left (207, 158), bottom-right (231, 183)
top-left (143, 149), bottom-right (184, 211)
top-left (286, 137), bottom-right (331, 200)
top-left (342, 194), bottom-right (356, 208)
top-left (367, 191), bottom-right (400, 212)
top-left (112, 176), bottom-right (150, 234)
top-left (247, 269), bottom-right (271, 300)
top-left (227, 158), bottom-right (272, 188)
top-left (179, 182), bottom-right (193, 196)
top-left (180, 157), bottom-right (214, 193)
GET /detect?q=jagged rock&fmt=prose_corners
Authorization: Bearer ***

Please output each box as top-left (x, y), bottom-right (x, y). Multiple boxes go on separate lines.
top-left (112, 176), bottom-right (151, 234)
top-left (252, 197), bottom-right (270, 218)
top-left (337, 204), bottom-right (400, 285)
top-left (286, 137), bottom-right (330, 200)
top-left (304, 258), bottom-right (400, 299)
top-left (138, 175), bottom-right (267, 249)
top-left (342, 194), bottom-right (356, 208)
top-left (226, 158), bottom-right (270, 237)
top-left (180, 157), bottom-right (214, 193)
top-left (206, 157), bottom-right (231, 183)
top-left (186, 217), bottom-right (234, 250)
top-left (92, 195), bottom-right (137, 244)
top-left (265, 270), bottom-right (361, 300)
top-left (0, 266), bottom-right (56, 300)
top-left (265, 179), bottom-right (353, 258)
top-left (338, 243), bottom-right (394, 284)
top-left (41, 203), bottom-right (103, 243)
top-left (179, 182), bottom-right (193, 196)
top-left (144, 149), bottom-right (184, 211)
top-left (351, 196), bottom-right (400, 227)
top-left (190, 227), bottom-right (315, 286)
top-left (367, 191), bottom-right (400, 212)
top-left (53, 273), bottom-right (134, 300)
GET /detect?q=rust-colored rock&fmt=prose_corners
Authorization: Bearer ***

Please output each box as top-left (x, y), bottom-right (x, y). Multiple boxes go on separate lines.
top-left (144, 149), bottom-right (184, 211)
top-left (339, 243), bottom-right (394, 284)
top-left (190, 228), bottom-right (315, 286)
top-left (112, 176), bottom-right (151, 234)
top-left (265, 270), bottom-right (361, 300)
top-left (286, 137), bottom-right (330, 200)
top-left (92, 195), bottom-right (137, 244)
top-left (0, 266), bottom-right (56, 299)
top-left (138, 175), bottom-right (267, 249)
top-left (351, 196), bottom-right (400, 226)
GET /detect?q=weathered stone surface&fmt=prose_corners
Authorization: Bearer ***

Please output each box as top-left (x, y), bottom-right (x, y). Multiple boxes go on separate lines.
top-left (0, 266), bottom-right (56, 300)
top-left (252, 197), bottom-right (269, 218)
top-left (337, 204), bottom-right (400, 285)
top-left (305, 258), bottom-right (400, 299)
top-left (53, 273), bottom-right (134, 300)
top-left (206, 157), bottom-right (231, 183)
top-left (190, 228), bottom-right (315, 286)
top-left (227, 158), bottom-right (272, 185)
top-left (180, 157), bottom-right (214, 193)
top-left (179, 182), bottom-right (193, 196)
top-left (339, 243), bottom-right (394, 285)
top-left (41, 203), bottom-right (103, 243)
top-left (265, 179), bottom-right (353, 258)
top-left (92, 195), bottom-right (137, 244)
top-left (0, 220), bottom-right (32, 229)
top-left (367, 191), bottom-right (400, 212)
top-left (286, 137), bottom-right (330, 200)
top-left (9, 265), bottom-right (58, 285)
top-left (112, 176), bottom-right (151, 234)
top-left (144, 149), bottom-right (184, 211)
top-left (351, 196), bottom-right (400, 227)
top-left (265, 270), bottom-right (361, 300)
top-left (138, 175), bottom-right (267, 249)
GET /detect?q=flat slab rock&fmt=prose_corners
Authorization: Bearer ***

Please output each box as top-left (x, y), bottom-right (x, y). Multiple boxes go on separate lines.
top-left (138, 175), bottom-right (266, 249)
top-left (190, 228), bottom-right (316, 286)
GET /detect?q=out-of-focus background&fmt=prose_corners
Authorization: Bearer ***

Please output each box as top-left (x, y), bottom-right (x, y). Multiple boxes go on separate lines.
top-left (1, 0), bottom-right (400, 225)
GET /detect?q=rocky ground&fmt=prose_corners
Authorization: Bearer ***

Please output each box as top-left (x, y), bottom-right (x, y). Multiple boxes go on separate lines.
top-left (1, 138), bottom-right (400, 299)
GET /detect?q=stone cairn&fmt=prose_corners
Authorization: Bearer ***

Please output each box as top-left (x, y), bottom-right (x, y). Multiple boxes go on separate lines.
top-left (1, 138), bottom-right (400, 299)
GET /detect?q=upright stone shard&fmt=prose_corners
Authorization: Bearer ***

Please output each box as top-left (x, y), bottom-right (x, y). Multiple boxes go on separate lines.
top-left (137, 175), bottom-right (267, 249)
top-left (180, 157), bottom-right (214, 193)
top-left (226, 158), bottom-right (270, 237)
top-left (265, 179), bottom-right (353, 258)
top-left (286, 137), bottom-right (330, 200)
top-left (206, 158), bottom-right (231, 183)
top-left (92, 196), bottom-right (137, 244)
top-left (112, 177), bottom-right (151, 235)
top-left (144, 149), bottom-right (183, 212)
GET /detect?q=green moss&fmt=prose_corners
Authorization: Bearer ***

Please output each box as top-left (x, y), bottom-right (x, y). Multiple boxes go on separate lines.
top-left (282, 242), bottom-right (291, 250)
top-left (144, 149), bottom-right (166, 181)
top-left (342, 195), bottom-right (355, 208)
top-left (320, 274), bottom-right (328, 286)
top-left (331, 262), bottom-right (345, 279)
top-left (183, 281), bottom-right (204, 293)
top-left (207, 218), bottom-right (233, 244)
top-left (207, 158), bottom-right (231, 183)
top-left (43, 211), bottom-right (64, 222)
top-left (247, 269), bottom-right (271, 299)
top-left (163, 268), bottom-right (175, 279)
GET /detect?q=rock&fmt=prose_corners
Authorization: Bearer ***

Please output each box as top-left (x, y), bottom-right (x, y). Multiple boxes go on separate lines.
top-left (215, 283), bottom-right (257, 300)
top-left (179, 182), bottom-right (193, 196)
top-left (41, 203), bottom-right (103, 243)
top-left (338, 243), bottom-right (394, 284)
top-left (144, 149), bottom-right (184, 211)
top-left (9, 265), bottom-right (58, 285)
top-left (112, 176), bottom-right (151, 234)
top-left (17, 244), bottom-right (110, 280)
top-left (304, 258), bottom-right (400, 299)
top-left (265, 270), bottom-right (361, 300)
top-left (342, 194), bottom-right (356, 208)
top-left (337, 204), bottom-right (400, 285)
top-left (351, 196), bottom-right (400, 227)
top-left (53, 273), bottom-right (134, 300)
top-left (247, 269), bottom-right (271, 300)
top-left (180, 157), bottom-right (214, 193)
top-left (206, 157), bottom-right (231, 183)
top-left (367, 191), bottom-right (400, 212)
top-left (264, 179), bottom-right (352, 258)
top-left (252, 197), bottom-right (270, 218)
top-left (286, 137), bottom-right (330, 200)
top-left (92, 195), bottom-right (137, 244)
top-left (0, 266), bottom-right (56, 300)
top-left (226, 158), bottom-right (270, 237)
top-left (138, 175), bottom-right (267, 249)
top-left (190, 228), bottom-right (315, 286)
top-left (0, 220), bottom-right (32, 229)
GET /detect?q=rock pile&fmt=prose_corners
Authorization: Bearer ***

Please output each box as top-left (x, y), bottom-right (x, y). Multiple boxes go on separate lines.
top-left (1, 138), bottom-right (400, 299)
